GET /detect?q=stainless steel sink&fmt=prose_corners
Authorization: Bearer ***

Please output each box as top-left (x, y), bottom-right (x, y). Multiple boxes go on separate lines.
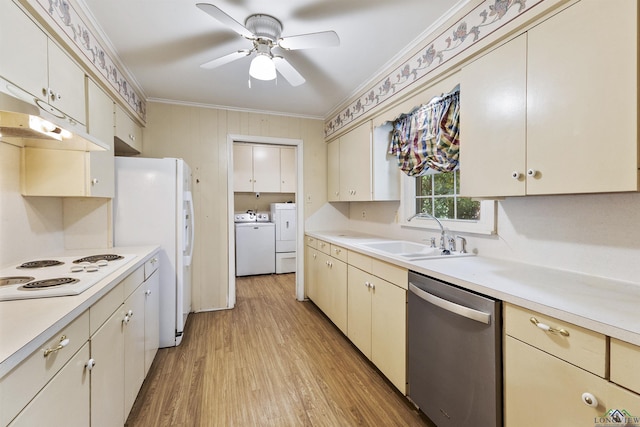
top-left (359, 240), bottom-right (473, 261)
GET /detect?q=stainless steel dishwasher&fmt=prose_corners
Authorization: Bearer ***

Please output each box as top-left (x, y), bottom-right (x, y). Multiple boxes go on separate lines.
top-left (408, 271), bottom-right (502, 427)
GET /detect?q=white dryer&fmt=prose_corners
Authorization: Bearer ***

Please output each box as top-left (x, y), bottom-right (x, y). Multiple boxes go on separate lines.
top-left (270, 203), bottom-right (296, 274)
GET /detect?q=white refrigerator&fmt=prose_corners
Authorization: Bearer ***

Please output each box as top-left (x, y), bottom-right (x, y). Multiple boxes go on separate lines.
top-left (114, 157), bottom-right (194, 347)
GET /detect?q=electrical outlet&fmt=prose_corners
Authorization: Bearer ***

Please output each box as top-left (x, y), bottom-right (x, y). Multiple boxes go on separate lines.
top-left (361, 210), bottom-right (366, 219)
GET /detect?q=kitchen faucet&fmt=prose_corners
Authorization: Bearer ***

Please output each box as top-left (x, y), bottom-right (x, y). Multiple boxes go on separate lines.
top-left (407, 212), bottom-right (449, 254)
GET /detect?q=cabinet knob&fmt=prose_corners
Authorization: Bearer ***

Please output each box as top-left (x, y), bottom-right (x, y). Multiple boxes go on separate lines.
top-left (127, 309), bottom-right (134, 317)
top-left (91, 178), bottom-right (99, 186)
top-left (85, 358), bottom-right (96, 371)
top-left (526, 169), bottom-right (538, 178)
top-left (145, 289), bottom-right (152, 296)
top-left (581, 392), bottom-right (598, 408)
top-left (511, 171), bottom-right (522, 180)
top-left (123, 315), bottom-right (131, 324)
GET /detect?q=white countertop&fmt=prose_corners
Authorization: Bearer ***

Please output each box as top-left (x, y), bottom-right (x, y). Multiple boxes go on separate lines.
top-left (0, 246), bottom-right (159, 378)
top-left (307, 230), bottom-right (640, 346)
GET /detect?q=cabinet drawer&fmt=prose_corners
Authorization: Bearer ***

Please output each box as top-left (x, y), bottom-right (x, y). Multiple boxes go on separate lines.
top-left (0, 310), bottom-right (89, 426)
top-left (504, 303), bottom-right (606, 376)
top-left (122, 265), bottom-right (145, 298)
top-left (317, 239), bottom-right (331, 255)
top-left (144, 254), bottom-right (159, 280)
top-left (610, 338), bottom-right (640, 394)
top-left (90, 281), bottom-right (124, 335)
top-left (305, 235), bottom-right (318, 249)
top-left (348, 250), bottom-right (373, 272)
top-left (371, 259), bottom-right (407, 289)
top-left (330, 244), bottom-right (348, 263)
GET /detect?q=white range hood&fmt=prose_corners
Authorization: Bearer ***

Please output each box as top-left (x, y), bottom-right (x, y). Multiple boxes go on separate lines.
top-left (0, 76), bottom-right (108, 152)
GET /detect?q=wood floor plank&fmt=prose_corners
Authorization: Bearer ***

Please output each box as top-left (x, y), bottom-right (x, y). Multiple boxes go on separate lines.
top-left (126, 274), bottom-right (431, 426)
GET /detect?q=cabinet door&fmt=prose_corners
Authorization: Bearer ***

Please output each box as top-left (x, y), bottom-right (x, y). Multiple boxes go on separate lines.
top-left (347, 266), bottom-right (372, 358)
top-left (326, 257), bottom-right (348, 334)
top-left (0, 0), bottom-right (48, 102)
top-left (505, 336), bottom-right (609, 426)
top-left (144, 270), bottom-right (160, 375)
top-left (314, 251), bottom-right (331, 314)
top-left (253, 145), bottom-right (280, 192)
top-left (526, 0), bottom-right (638, 194)
top-left (124, 284), bottom-right (146, 416)
top-left (233, 144), bottom-right (254, 192)
top-left (47, 40), bottom-right (86, 124)
top-left (115, 105), bottom-right (142, 154)
top-left (305, 246), bottom-right (319, 301)
top-left (9, 343), bottom-right (90, 427)
top-left (371, 279), bottom-right (406, 393)
top-left (87, 79), bottom-right (115, 197)
top-left (327, 140), bottom-right (340, 201)
top-left (339, 122), bottom-right (372, 201)
top-left (90, 305), bottom-right (125, 427)
top-left (460, 34), bottom-right (527, 197)
top-left (280, 147), bottom-right (296, 192)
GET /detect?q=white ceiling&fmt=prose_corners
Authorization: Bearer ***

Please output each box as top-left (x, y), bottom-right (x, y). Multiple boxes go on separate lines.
top-left (79, 0), bottom-right (468, 118)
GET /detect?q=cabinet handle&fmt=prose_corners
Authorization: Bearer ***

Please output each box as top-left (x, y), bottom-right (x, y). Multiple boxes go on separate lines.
top-left (85, 358), bottom-right (96, 371)
top-left (526, 169), bottom-right (538, 178)
top-left (529, 317), bottom-right (569, 337)
top-left (581, 392), bottom-right (598, 408)
top-left (43, 335), bottom-right (70, 357)
top-left (511, 171), bottom-right (522, 180)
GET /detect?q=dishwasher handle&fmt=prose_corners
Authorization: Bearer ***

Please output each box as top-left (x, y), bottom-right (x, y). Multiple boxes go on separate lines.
top-left (409, 282), bottom-right (491, 325)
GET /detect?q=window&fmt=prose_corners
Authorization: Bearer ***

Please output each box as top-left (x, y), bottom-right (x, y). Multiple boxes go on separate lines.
top-left (402, 170), bottom-right (496, 235)
top-left (416, 170), bottom-right (480, 221)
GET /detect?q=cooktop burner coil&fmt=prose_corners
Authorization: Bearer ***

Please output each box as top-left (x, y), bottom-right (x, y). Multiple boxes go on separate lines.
top-left (0, 276), bottom-right (35, 287)
top-left (18, 260), bottom-right (64, 269)
top-left (73, 254), bottom-right (124, 264)
top-left (20, 277), bottom-right (80, 289)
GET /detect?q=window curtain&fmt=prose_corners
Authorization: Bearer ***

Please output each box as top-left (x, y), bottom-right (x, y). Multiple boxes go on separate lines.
top-left (389, 87), bottom-right (460, 176)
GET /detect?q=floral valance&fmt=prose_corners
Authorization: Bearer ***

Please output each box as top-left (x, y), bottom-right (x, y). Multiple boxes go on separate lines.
top-left (388, 87), bottom-right (460, 176)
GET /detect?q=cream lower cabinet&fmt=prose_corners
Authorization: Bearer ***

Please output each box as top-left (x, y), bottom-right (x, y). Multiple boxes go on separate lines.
top-left (9, 343), bottom-right (90, 427)
top-left (124, 275), bottom-right (147, 416)
top-left (504, 303), bottom-right (640, 426)
top-left (461, 0), bottom-right (638, 197)
top-left (305, 238), bottom-right (347, 334)
top-left (347, 264), bottom-right (407, 393)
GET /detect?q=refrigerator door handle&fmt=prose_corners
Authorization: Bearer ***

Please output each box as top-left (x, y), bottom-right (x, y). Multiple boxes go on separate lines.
top-left (184, 190), bottom-right (195, 266)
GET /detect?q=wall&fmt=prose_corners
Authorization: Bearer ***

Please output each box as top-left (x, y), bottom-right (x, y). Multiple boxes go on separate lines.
top-left (142, 101), bottom-right (326, 311)
top-left (0, 143), bottom-right (65, 265)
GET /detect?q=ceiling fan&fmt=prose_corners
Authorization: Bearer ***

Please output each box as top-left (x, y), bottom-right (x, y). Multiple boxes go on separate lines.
top-left (196, 3), bottom-right (340, 86)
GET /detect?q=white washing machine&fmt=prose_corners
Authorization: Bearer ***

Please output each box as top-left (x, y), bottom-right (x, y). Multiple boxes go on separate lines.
top-left (235, 212), bottom-right (275, 276)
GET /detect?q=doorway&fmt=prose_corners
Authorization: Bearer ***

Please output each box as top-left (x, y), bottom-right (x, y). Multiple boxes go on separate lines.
top-left (227, 135), bottom-right (304, 308)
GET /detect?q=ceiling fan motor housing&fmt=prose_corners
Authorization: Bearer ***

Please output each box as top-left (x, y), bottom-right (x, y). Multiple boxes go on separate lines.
top-left (245, 14), bottom-right (283, 43)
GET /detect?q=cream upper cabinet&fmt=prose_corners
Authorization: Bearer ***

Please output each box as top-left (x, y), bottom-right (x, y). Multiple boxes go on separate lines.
top-left (0, 0), bottom-right (85, 124)
top-left (233, 144), bottom-right (295, 193)
top-left (460, 34), bottom-right (527, 197)
top-left (327, 139), bottom-right (340, 201)
top-left (461, 0), bottom-right (638, 197)
top-left (339, 121), bottom-right (372, 201)
top-left (86, 79), bottom-right (115, 197)
top-left (328, 120), bottom-right (400, 202)
top-left (115, 104), bottom-right (143, 154)
top-left (280, 146), bottom-right (296, 192)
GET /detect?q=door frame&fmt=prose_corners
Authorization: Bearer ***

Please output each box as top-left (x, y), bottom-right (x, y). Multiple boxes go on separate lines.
top-left (227, 134), bottom-right (304, 308)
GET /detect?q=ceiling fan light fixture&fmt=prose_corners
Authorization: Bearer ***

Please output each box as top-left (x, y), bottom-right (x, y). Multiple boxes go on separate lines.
top-left (249, 54), bottom-right (276, 81)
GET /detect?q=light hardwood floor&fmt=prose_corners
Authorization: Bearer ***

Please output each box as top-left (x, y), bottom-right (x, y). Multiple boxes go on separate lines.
top-left (126, 274), bottom-right (432, 426)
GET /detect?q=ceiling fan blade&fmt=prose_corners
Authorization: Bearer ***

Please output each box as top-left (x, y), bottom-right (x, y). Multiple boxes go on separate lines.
top-left (200, 50), bottom-right (250, 70)
top-left (278, 31), bottom-right (340, 50)
top-left (273, 57), bottom-right (305, 87)
top-left (196, 3), bottom-right (254, 39)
